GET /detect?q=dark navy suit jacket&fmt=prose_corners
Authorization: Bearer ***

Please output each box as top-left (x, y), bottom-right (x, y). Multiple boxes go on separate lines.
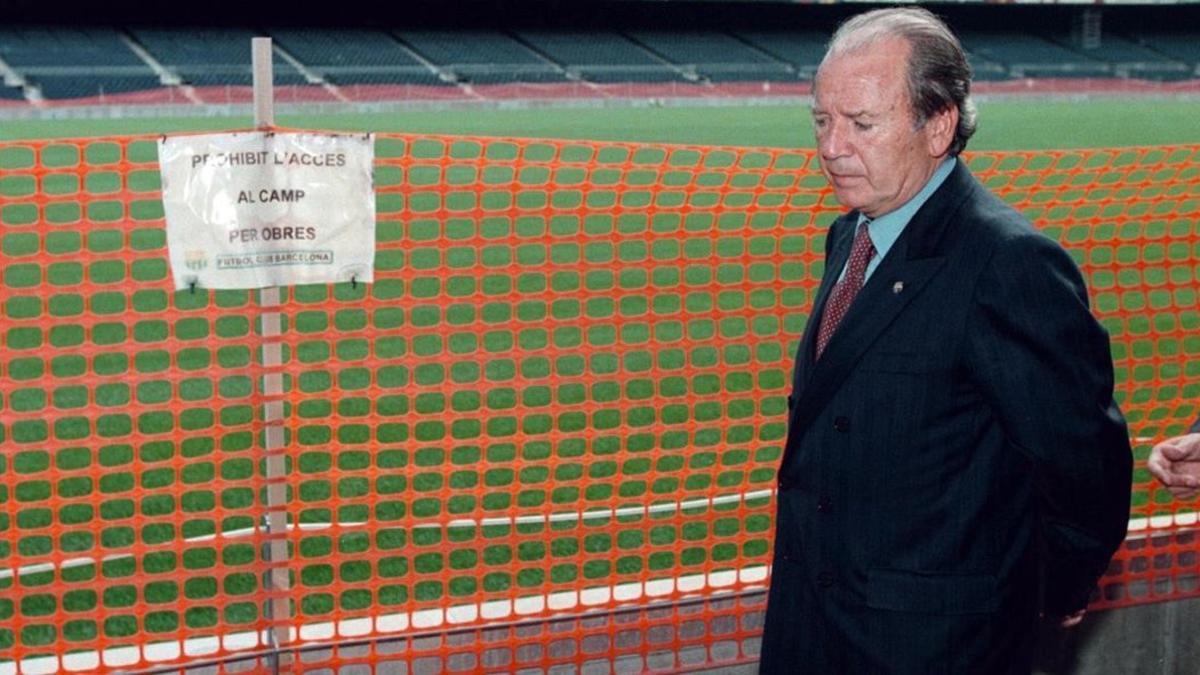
top-left (759, 161), bottom-right (1133, 674)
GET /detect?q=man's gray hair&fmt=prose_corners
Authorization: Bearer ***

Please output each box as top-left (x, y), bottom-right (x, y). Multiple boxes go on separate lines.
top-left (821, 7), bottom-right (977, 155)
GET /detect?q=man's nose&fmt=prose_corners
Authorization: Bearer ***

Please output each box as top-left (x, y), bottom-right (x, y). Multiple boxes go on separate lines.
top-left (819, 119), bottom-right (850, 159)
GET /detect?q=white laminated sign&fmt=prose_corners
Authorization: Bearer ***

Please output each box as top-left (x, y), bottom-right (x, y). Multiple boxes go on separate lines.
top-left (159, 131), bottom-right (375, 290)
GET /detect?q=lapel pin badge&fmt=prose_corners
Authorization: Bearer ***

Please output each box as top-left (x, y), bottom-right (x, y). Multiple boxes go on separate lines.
top-left (892, 281), bottom-right (904, 294)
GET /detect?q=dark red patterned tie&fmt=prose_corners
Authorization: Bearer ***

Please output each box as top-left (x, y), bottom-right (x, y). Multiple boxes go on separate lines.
top-left (816, 221), bottom-right (875, 359)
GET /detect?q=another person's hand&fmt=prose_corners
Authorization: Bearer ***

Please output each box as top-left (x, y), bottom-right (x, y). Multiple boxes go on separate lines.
top-left (1147, 433), bottom-right (1200, 500)
top-left (1059, 608), bottom-right (1086, 628)
top-left (1041, 608), bottom-right (1088, 628)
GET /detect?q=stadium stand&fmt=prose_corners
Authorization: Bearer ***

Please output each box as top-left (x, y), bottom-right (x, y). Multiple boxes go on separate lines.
top-left (452, 69), bottom-right (568, 84)
top-left (0, 84), bottom-right (25, 101)
top-left (0, 20), bottom-right (1199, 103)
top-left (0, 26), bottom-right (163, 100)
top-left (575, 67), bottom-right (685, 83)
top-left (518, 30), bottom-right (660, 67)
top-left (627, 29), bottom-right (794, 82)
top-left (1082, 34), bottom-right (1191, 80)
top-left (958, 30), bottom-right (1112, 79)
top-left (517, 30), bottom-right (686, 83)
top-left (323, 71), bottom-right (447, 87)
top-left (31, 73), bottom-right (163, 99)
top-left (271, 29), bottom-right (427, 68)
top-left (270, 28), bottom-right (445, 85)
top-left (130, 27), bottom-right (307, 88)
top-left (397, 29), bottom-right (565, 83)
top-left (0, 26), bottom-right (143, 68)
top-left (398, 29), bottom-right (546, 66)
top-left (1130, 32), bottom-right (1200, 68)
top-left (963, 55), bottom-right (1011, 82)
top-left (1110, 32), bottom-right (1200, 80)
top-left (130, 27), bottom-right (258, 67)
top-left (733, 29), bottom-right (825, 78)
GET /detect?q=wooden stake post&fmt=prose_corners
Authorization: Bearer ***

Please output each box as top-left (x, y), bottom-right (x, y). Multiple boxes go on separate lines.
top-left (252, 36), bottom-right (293, 671)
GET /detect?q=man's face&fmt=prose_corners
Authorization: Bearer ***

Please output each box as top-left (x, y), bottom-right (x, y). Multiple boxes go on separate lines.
top-left (812, 37), bottom-right (948, 218)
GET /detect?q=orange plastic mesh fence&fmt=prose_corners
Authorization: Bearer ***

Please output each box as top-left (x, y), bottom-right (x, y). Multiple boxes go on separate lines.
top-left (0, 134), bottom-right (1197, 674)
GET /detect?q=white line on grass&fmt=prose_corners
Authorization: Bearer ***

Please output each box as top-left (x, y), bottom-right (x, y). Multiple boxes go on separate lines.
top-left (0, 566), bottom-right (771, 675)
top-left (1, 490), bottom-right (1192, 673)
top-left (0, 489), bottom-right (777, 582)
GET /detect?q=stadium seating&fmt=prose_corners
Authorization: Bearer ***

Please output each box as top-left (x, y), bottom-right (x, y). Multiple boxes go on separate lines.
top-left (628, 30), bottom-right (780, 66)
top-left (456, 69), bottom-right (568, 84)
top-left (576, 67), bottom-right (686, 83)
top-left (396, 30), bottom-right (562, 84)
top-left (0, 26), bottom-right (165, 100)
top-left (0, 27), bottom-right (144, 68)
top-left (0, 23), bottom-right (1197, 101)
top-left (271, 29), bottom-right (427, 68)
top-left (30, 74), bottom-right (163, 99)
top-left (517, 30), bottom-right (659, 67)
top-left (516, 30), bottom-right (685, 83)
top-left (626, 30), bottom-right (796, 83)
top-left (180, 70), bottom-right (308, 87)
top-left (130, 27), bottom-right (306, 89)
top-left (323, 71), bottom-right (448, 87)
top-left (398, 30), bottom-right (546, 66)
top-left (1107, 32), bottom-right (1200, 80)
top-left (1085, 34), bottom-right (1191, 80)
top-left (700, 67), bottom-right (797, 83)
top-left (965, 56), bottom-right (1011, 82)
top-left (269, 30), bottom-right (449, 86)
top-left (130, 27), bottom-right (259, 67)
top-left (733, 30), bottom-right (826, 78)
top-left (958, 31), bottom-right (1112, 78)
top-left (1132, 33), bottom-right (1200, 65)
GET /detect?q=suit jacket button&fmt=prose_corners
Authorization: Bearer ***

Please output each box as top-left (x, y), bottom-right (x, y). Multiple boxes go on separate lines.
top-left (833, 416), bottom-right (850, 433)
top-left (816, 497), bottom-right (833, 513)
top-left (817, 572), bottom-right (836, 588)
top-left (778, 477), bottom-right (790, 491)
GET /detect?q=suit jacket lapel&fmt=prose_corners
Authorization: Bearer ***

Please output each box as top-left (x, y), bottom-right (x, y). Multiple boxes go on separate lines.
top-left (788, 161), bottom-right (978, 439)
top-left (793, 213), bottom-right (856, 391)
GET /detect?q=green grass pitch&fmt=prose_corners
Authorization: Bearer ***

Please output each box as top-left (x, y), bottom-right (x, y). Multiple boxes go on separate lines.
top-left (2, 99), bottom-right (1198, 147)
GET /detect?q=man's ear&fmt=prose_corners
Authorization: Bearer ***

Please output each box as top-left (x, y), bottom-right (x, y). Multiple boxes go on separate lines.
top-left (925, 106), bottom-right (959, 157)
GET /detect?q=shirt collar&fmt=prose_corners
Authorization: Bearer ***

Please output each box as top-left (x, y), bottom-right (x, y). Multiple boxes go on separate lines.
top-left (856, 156), bottom-right (957, 258)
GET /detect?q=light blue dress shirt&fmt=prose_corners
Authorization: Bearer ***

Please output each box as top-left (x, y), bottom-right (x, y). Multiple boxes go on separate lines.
top-left (838, 157), bottom-right (957, 283)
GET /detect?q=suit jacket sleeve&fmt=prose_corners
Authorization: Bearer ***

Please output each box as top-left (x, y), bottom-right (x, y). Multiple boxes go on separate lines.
top-left (1191, 416), bottom-right (1200, 434)
top-left (965, 232), bottom-right (1133, 616)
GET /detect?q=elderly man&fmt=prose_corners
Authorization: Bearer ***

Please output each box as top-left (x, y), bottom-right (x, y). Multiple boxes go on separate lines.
top-left (1148, 417), bottom-right (1200, 500)
top-left (760, 8), bottom-right (1132, 674)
